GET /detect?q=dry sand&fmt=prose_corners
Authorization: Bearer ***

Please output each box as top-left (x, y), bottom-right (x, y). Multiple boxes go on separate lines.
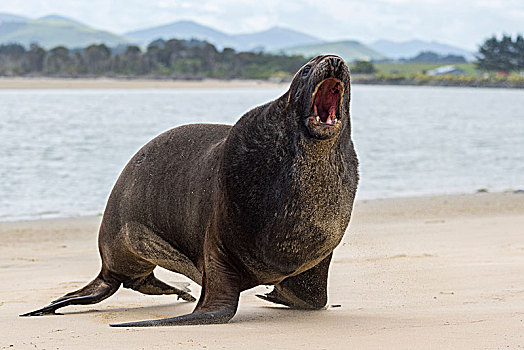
top-left (1, 192), bottom-right (523, 349)
top-left (0, 77), bottom-right (288, 90)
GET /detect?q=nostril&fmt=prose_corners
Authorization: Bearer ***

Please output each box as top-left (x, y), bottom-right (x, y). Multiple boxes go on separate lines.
top-left (329, 57), bottom-right (340, 68)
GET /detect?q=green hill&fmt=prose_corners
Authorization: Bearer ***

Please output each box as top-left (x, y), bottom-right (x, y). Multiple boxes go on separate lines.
top-left (0, 12), bottom-right (28, 22)
top-left (281, 40), bottom-right (388, 62)
top-left (0, 18), bottom-right (129, 49)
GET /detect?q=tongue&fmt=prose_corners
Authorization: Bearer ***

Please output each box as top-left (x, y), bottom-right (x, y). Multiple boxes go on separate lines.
top-left (326, 106), bottom-right (337, 124)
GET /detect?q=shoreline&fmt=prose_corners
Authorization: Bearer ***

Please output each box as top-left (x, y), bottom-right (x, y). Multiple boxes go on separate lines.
top-left (0, 77), bottom-right (288, 90)
top-left (2, 191), bottom-right (523, 348)
top-left (353, 77), bottom-right (524, 89)
top-left (1, 190), bottom-right (523, 224)
top-left (1, 76), bottom-right (523, 90)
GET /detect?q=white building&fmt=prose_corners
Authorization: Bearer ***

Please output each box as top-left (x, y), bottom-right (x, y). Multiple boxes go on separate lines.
top-left (427, 65), bottom-right (465, 76)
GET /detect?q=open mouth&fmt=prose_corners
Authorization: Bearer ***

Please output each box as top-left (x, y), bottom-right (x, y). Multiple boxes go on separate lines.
top-left (305, 78), bottom-right (344, 139)
top-left (310, 78), bottom-right (343, 125)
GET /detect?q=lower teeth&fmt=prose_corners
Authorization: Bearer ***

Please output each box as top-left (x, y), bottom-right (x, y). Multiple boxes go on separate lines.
top-left (312, 116), bottom-right (339, 124)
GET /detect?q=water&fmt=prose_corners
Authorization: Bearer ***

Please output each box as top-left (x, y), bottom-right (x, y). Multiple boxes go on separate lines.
top-left (1, 85), bottom-right (523, 221)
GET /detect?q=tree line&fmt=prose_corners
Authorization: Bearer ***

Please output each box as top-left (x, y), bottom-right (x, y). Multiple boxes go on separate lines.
top-left (2, 34), bottom-right (522, 79)
top-left (476, 34), bottom-right (524, 72)
top-left (0, 39), bottom-right (307, 79)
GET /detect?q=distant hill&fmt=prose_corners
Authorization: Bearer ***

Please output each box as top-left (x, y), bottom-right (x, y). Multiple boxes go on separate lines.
top-left (0, 12), bottom-right (478, 62)
top-left (125, 20), bottom-right (236, 49)
top-left (38, 14), bottom-right (85, 26)
top-left (232, 26), bottom-right (322, 51)
top-left (0, 13), bottom-right (28, 23)
top-left (281, 40), bottom-right (388, 62)
top-left (125, 20), bottom-right (322, 51)
top-left (370, 39), bottom-right (474, 61)
top-left (405, 51), bottom-right (467, 63)
top-left (0, 13), bottom-right (129, 49)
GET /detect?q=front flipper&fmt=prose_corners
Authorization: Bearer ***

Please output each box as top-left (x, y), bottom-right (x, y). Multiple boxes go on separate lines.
top-left (110, 242), bottom-right (242, 327)
top-left (257, 253), bottom-right (332, 310)
top-left (111, 308), bottom-right (235, 327)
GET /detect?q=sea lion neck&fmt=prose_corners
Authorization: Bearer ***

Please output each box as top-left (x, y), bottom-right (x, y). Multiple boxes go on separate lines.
top-left (221, 88), bottom-right (351, 218)
top-left (223, 82), bottom-right (351, 169)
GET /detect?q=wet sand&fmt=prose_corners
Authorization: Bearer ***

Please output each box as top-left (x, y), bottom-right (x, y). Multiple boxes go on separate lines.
top-left (1, 192), bottom-right (523, 349)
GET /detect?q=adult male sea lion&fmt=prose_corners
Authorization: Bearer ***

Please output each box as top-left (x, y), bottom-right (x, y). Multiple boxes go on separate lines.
top-left (21, 54), bottom-right (359, 326)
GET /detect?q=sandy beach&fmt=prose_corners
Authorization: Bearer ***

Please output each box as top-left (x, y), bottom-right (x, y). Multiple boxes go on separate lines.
top-left (1, 192), bottom-right (523, 349)
top-left (0, 77), bottom-right (288, 90)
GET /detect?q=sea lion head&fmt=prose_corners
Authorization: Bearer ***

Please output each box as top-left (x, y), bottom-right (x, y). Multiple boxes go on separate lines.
top-left (287, 55), bottom-right (351, 140)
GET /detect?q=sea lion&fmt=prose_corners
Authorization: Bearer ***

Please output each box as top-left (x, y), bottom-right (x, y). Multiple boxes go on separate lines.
top-left (21, 54), bottom-right (358, 326)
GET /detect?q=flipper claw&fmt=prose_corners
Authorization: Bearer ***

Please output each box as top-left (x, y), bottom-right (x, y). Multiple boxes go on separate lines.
top-left (256, 293), bottom-right (292, 307)
top-left (20, 303), bottom-right (64, 317)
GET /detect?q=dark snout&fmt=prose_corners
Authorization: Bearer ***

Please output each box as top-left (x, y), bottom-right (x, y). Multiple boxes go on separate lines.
top-left (329, 56), bottom-right (341, 69)
top-left (322, 55), bottom-right (345, 76)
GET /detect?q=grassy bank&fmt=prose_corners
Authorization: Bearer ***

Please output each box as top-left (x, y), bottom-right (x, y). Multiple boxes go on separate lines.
top-left (350, 61), bottom-right (524, 88)
top-left (352, 72), bottom-right (524, 88)
top-left (373, 62), bottom-right (479, 75)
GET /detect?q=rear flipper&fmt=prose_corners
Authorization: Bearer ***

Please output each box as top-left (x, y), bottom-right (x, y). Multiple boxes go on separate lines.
top-left (257, 253), bottom-right (333, 310)
top-left (20, 270), bottom-right (121, 317)
top-left (123, 272), bottom-right (196, 302)
top-left (20, 270), bottom-right (197, 317)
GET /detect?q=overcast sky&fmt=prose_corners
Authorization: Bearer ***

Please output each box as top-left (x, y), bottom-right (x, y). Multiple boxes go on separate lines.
top-left (2, 0), bottom-right (523, 50)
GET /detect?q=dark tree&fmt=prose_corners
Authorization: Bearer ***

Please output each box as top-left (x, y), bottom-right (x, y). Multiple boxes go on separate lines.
top-left (23, 43), bottom-right (46, 73)
top-left (84, 44), bottom-right (111, 74)
top-left (114, 45), bottom-right (143, 74)
top-left (476, 34), bottom-right (524, 72)
top-left (44, 46), bottom-right (71, 74)
top-left (350, 60), bottom-right (376, 74)
top-left (0, 44), bottom-right (26, 75)
top-left (514, 34), bottom-right (524, 70)
top-left (0, 43), bottom-right (25, 56)
top-left (72, 51), bottom-right (87, 74)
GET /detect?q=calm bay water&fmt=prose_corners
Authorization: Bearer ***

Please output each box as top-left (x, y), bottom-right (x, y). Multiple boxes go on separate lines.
top-left (1, 85), bottom-right (523, 221)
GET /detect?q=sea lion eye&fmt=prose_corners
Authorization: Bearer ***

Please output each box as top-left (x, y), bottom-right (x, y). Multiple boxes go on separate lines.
top-left (302, 65), bottom-right (311, 78)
